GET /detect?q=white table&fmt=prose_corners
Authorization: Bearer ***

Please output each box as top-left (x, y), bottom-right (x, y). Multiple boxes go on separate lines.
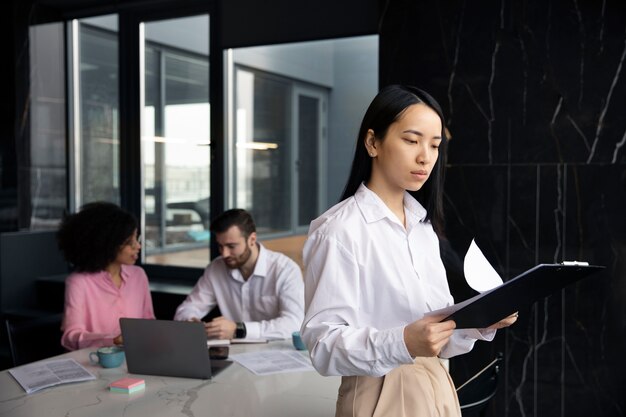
top-left (0, 340), bottom-right (340, 417)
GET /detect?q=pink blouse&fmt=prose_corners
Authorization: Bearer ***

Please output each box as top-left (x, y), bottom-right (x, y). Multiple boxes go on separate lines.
top-left (61, 264), bottom-right (155, 350)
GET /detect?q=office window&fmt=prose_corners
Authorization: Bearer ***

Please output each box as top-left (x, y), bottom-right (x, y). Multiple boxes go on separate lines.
top-left (142, 15), bottom-right (210, 268)
top-left (225, 35), bottom-right (378, 246)
top-left (68, 15), bottom-right (120, 209)
top-left (231, 68), bottom-right (327, 235)
top-left (28, 23), bottom-right (67, 229)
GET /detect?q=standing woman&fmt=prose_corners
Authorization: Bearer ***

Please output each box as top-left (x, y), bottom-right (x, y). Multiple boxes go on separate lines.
top-left (301, 85), bottom-right (516, 417)
top-left (57, 202), bottom-right (155, 351)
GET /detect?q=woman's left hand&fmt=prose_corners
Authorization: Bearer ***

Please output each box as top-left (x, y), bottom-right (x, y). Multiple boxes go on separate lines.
top-left (487, 312), bottom-right (518, 330)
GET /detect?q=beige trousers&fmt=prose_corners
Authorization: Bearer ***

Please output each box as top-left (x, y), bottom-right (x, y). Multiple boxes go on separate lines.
top-left (335, 357), bottom-right (461, 417)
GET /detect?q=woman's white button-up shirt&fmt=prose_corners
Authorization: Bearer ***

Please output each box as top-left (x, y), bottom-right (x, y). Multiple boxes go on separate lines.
top-left (301, 183), bottom-right (494, 377)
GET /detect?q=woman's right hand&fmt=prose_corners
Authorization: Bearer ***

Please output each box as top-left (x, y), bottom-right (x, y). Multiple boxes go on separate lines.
top-left (403, 314), bottom-right (456, 358)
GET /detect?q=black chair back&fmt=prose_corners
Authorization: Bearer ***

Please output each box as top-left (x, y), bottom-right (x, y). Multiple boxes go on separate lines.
top-left (5, 313), bottom-right (65, 367)
top-left (456, 353), bottom-right (503, 417)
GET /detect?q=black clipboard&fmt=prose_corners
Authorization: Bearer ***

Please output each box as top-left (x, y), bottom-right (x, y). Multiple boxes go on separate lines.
top-left (438, 263), bottom-right (605, 329)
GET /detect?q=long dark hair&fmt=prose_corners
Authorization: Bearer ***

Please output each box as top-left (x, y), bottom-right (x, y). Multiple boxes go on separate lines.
top-left (340, 84), bottom-right (448, 235)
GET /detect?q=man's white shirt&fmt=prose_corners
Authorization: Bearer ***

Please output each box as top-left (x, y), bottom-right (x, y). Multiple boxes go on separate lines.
top-left (175, 243), bottom-right (304, 340)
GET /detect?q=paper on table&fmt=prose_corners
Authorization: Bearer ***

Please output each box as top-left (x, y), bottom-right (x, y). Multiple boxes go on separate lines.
top-left (230, 338), bottom-right (268, 344)
top-left (9, 358), bottom-right (96, 394)
top-left (230, 350), bottom-right (314, 375)
top-left (464, 239), bottom-right (503, 293)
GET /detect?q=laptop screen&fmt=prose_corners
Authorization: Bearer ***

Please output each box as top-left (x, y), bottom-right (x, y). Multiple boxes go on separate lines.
top-left (120, 318), bottom-right (231, 379)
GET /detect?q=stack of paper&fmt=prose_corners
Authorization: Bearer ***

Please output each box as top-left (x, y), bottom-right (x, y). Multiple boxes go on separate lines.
top-left (109, 377), bottom-right (145, 394)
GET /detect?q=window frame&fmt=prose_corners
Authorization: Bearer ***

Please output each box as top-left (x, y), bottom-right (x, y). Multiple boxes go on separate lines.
top-left (21, 0), bottom-right (378, 283)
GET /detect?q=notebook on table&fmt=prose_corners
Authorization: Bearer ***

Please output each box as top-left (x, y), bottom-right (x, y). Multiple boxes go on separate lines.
top-left (120, 318), bottom-right (232, 379)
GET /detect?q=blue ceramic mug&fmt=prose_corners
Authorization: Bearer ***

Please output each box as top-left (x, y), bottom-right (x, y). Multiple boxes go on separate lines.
top-left (89, 346), bottom-right (125, 368)
top-left (292, 331), bottom-right (307, 351)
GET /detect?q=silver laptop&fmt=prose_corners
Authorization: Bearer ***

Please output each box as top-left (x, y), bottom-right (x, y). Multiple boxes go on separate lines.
top-left (120, 318), bottom-right (232, 379)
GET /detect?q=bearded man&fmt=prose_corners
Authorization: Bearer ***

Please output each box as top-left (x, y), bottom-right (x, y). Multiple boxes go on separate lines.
top-left (174, 209), bottom-right (304, 340)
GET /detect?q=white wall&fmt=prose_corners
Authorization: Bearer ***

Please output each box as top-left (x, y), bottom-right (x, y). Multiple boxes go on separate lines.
top-left (327, 36), bottom-right (378, 205)
top-left (234, 41), bottom-right (334, 87)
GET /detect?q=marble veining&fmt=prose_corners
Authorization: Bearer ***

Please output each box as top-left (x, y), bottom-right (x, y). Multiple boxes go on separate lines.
top-left (588, 36), bottom-right (626, 164)
top-left (380, 0), bottom-right (626, 415)
top-left (567, 115), bottom-right (589, 152)
top-left (572, 0), bottom-right (585, 108)
top-left (552, 164), bottom-right (563, 263)
top-left (446, 0), bottom-right (465, 127)
top-left (180, 381), bottom-right (213, 417)
top-left (613, 130), bottom-right (626, 164)
top-left (155, 380), bottom-right (214, 414)
top-left (63, 394), bottom-right (103, 417)
top-left (599, 0), bottom-right (607, 54)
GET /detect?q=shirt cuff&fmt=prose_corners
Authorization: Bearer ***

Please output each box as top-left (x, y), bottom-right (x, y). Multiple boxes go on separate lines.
top-left (461, 328), bottom-right (496, 342)
top-left (244, 321), bottom-right (260, 339)
top-left (393, 325), bottom-right (416, 363)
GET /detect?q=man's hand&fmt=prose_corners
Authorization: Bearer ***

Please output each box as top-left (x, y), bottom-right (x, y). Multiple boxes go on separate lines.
top-left (205, 316), bottom-right (237, 340)
top-left (403, 314), bottom-right (456, 358)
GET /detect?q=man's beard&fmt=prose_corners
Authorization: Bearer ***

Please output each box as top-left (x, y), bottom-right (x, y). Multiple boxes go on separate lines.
top-left (224, 244), bottom-right (252, 269)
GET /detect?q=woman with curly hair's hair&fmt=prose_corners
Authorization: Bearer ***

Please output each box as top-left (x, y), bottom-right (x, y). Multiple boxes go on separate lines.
top-left (58, 202), bottom-right (154, 350)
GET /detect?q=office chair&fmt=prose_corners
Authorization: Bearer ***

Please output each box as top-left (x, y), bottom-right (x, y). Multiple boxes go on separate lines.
top-left (456, 353), bottom-right (503, 417)
top-left (5, 313), bottom-right (65, 367)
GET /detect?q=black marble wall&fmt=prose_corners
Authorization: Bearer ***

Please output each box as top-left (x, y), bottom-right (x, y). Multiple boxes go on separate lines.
top-left (380, 1), bottom-right (626, 416)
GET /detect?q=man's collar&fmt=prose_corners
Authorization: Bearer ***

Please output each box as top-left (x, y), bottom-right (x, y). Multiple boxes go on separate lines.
top-left (250, 243), bottom-right (268, 278)
top-left (228, 243), bottom-right (267, 281)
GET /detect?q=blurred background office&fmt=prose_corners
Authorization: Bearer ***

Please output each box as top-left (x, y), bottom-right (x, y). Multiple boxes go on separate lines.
top-left (0, 1), bottom-right (624, 416)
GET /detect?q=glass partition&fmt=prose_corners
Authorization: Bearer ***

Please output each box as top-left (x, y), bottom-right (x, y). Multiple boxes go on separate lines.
top-left (68, 15), bottom-right (120, 208)
top-left (28, 22), bottom-right (67, 229)
top-left (225, 35), bottom-right (378, 252)
top-left (142, 15), bottom-right (211, 268)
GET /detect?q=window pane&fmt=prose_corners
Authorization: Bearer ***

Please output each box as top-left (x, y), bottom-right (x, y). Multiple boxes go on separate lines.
top-left (298, 95), bottom-right (319, 226)
top-left (28, 23), bottom-right (67, 229)
top-left (74, 16), bottom-right (120, 206)
top-left (142, 15), bottom-right (210, 268)
top-left (235, 69), bottom-right (291, 234)
top-left (226, 35), bottom-right (378, 259)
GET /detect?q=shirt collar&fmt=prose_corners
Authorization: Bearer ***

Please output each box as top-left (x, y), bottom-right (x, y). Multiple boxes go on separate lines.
top-left (252, 243), bottom-right (268, 278)
top-left (227, 243), bottom-right (268, 281)
top-left (119, 264), bottom-right (131, 282)
top-left (97, 266), bottom-right (128, 288)
top-left (354, 183), bottom-right (428, 225)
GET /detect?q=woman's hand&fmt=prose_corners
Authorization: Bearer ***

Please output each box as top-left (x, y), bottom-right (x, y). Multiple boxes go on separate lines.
top-left (113, 334), bottom-right (123, 345)
top-left (487, 312), bottom-right (519, 330)
top-left (403, 314), bottom-right (456, 358)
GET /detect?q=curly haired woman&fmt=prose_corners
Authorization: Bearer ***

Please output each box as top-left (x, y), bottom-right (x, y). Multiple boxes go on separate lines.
top-left (57, 202), bottom-right (154, 350)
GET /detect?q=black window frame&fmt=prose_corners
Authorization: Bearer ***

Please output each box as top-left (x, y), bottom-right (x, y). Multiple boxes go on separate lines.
top-left (21, 0), bottom-right (378, 284)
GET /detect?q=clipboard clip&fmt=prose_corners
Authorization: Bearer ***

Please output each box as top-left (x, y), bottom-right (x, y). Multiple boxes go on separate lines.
top-left (561, 260), bottom-right (589, 266)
